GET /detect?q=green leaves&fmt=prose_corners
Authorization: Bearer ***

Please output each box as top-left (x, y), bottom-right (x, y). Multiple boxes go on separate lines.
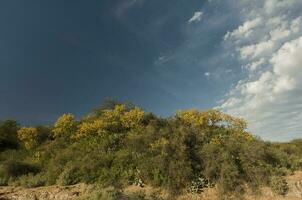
top-left (0, 102), bottom-right (301, 199)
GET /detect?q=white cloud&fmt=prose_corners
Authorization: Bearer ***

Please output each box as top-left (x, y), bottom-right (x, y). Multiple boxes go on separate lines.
top-left (188, 11), bottom-right (203, 23)
top-left (239, 40), bottom-right (275, 60)
top-left (245, 58), bottom-right (265, 71)
top-left (220, 0), bottom-right (302, 141)
top-left (204, 72), bottom-right (211, 76)
top-left (264, 0), bottom-right (302, 15)
top-left (224, 18), bottom-right (262, 40)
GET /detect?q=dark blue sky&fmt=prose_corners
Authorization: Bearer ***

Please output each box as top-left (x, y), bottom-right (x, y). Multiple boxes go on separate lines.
top-left (0, 0), bottom-right (241, 125)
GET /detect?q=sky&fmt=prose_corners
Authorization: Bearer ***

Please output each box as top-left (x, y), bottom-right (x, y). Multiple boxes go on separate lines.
top-left (0, 0), bottom-right (301, 141)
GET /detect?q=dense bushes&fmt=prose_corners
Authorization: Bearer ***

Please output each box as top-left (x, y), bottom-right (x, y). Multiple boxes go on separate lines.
top-left (0, 120), bottom-right (19, 151)
top-left (0, 101), bottom-right (301, 199)
top-left (1, 160), bottom-right (40, 177)
top-left (270, 176), bottom-right (289, 196)
top-left (9, 173), bottom-right (46, 188)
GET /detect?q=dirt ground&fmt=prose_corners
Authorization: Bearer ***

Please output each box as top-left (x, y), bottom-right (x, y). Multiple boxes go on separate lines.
top-left (0, 172), bottom-right (301, 200)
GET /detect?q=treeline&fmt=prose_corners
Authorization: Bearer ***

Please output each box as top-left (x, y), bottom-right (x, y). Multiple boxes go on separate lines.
top-left (0, 100), bottom-right (301, 199)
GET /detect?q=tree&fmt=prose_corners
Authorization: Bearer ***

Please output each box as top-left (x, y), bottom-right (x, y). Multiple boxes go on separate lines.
top-left (52, 114), bottom-right (77, 139)
top-left (177, 109), bottom-right (247, 131)
top-left (17, 127), bottom-right (38, 150)
top-left (0, 120), bottom-right (19, 151)
top-left (75, 105), bottom-right (145, 139)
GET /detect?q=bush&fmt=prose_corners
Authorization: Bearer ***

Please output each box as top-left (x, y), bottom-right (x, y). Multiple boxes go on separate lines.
top-left (270, 176), bottom-right (289, 196)
top-left (272, 167), bottom-right (290, 176)
top-left (150, 192), bottom-right (164, 200)
top-left (0, 120), bottom-right (19, 151)
top-left (187, 176), bottom-right (211, 194)
top-left (79, 192), bottom-right (102, 200)
top-left (56, 164), bottom-right (81, 186)
top-left (0, 177), bottom-right (8, 186)
top-left (129, 190), bottom-right (147, 200)
top-left (1, 160), bottom-right (39, 177)
top-left (9, 173), bottom-right (46, 188)
top-left (98, 189), bottom-right (123, 200)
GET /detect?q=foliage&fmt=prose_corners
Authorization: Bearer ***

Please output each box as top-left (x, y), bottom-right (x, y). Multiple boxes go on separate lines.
top-left (1, 160), bottom-right (39, 177)
top-left (9, 173), bottom-right (46, 188)
top-left (0, 177), bottom-right (8, 186)
top-left (270, 176), bottom-right (289, 196)
top-left (52, 113), bottom-right (77, 139)
top-left (75, 104), bottom-right (145, 139)
top-left (36, 126), bottom-right (52, 144)
top-left (56, 164), bottom-right (81, 186)
top-left (17, 127), bottom-right (38, 150)
top-left (0, 120), bottom-right (19, 151)
top-left (0, 101), bottom-right (301, 199)
top-left (187, 176), bottom-right (211, 194)
top-left (89, 189), bottom-right (123, 200)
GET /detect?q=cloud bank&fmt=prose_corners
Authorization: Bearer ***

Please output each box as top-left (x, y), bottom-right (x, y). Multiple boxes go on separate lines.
top-left (219, 0), bottom-right (302, 141)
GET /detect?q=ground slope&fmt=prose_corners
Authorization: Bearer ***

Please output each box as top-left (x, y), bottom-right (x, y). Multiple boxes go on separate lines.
top-left (0, 172), bottom-right (302, 200)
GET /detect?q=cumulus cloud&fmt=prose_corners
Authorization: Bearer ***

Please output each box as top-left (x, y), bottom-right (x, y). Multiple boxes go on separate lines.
top-left (188, 11), bottom-right (203, 23)
top-left (219, 0), bottom-right (302, 141)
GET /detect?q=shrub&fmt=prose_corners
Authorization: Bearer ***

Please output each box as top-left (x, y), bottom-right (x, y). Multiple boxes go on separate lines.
top-left (151, 169), bottom-right (165, 187)
top-left (0, 120), bottom-right (19, 151)
top-left (56, 164), bottom-right (81, 186)
top-left (129, 190), bottom-right (147, 200)
top-left (273, 167), bottom-right (290, 176)
top-left (0, 177), bottom-right (8, 186)
top-left (270, 176), bottom-right (289, 196)
top-left (98, 189), bottom-right (123, 200)
top-left (2, 160), bottom-right (39, 177)
top-left (9, 173), bottom-right (46, 188)
top-left (187, 176), bottom-right (211, 194)
top-left (150, 192), bottom-right (164, 200)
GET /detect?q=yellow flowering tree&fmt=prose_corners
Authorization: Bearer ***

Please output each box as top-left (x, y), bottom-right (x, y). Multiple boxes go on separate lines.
top-left (52, 113), bottom-right (77, 138)
top-left (121, 107), bottom-right (145, 128)
top-left (17, 127), bottom-right (38, 150)
top-left (75, 120), bottom-right (107, 139)
top-left (177, 109), bottom-right (247, 131)
top-left (75, 105), bottom-right (145, 139)
top-left (176, 109), bottom-right (205, 126)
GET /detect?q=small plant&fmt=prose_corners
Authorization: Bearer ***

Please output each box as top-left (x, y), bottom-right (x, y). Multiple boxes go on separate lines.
top-left (273, 167), bottom-right (289, 176)
top-left (0, 177), bottom-right (8, 186)
top-left (150, 192), bottom-right (164, 200)
top-left (134, 169), bottom-right (144, 187)
top-left (187, 176), bottom-right (211, 194)
top-left (130, 190), bottom-right (146, 200)
top-left (270, 176), bottom-right (289, 196)
top-left (105, 189), bottom-right (123, 200)
top-left (9, 173), bottom-right (46, 188)
top-left (78, 189), bottom-right (122, 200)
top-left (56, 164), bottom-right (81, 186)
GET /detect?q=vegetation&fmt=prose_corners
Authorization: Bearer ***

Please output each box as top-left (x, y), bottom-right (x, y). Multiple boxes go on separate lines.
top-left (0, 100), bottom-right (301, 199)
top-left (270, 176), bottom-right (289, 196)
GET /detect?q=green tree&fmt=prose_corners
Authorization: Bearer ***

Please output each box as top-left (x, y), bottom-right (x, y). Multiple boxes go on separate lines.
top-left (0, 120), bottom-right (19, 151)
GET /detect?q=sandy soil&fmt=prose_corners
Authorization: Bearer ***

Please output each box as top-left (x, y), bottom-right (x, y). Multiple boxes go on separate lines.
top-left (0, 172), bottom-right (301, 200)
